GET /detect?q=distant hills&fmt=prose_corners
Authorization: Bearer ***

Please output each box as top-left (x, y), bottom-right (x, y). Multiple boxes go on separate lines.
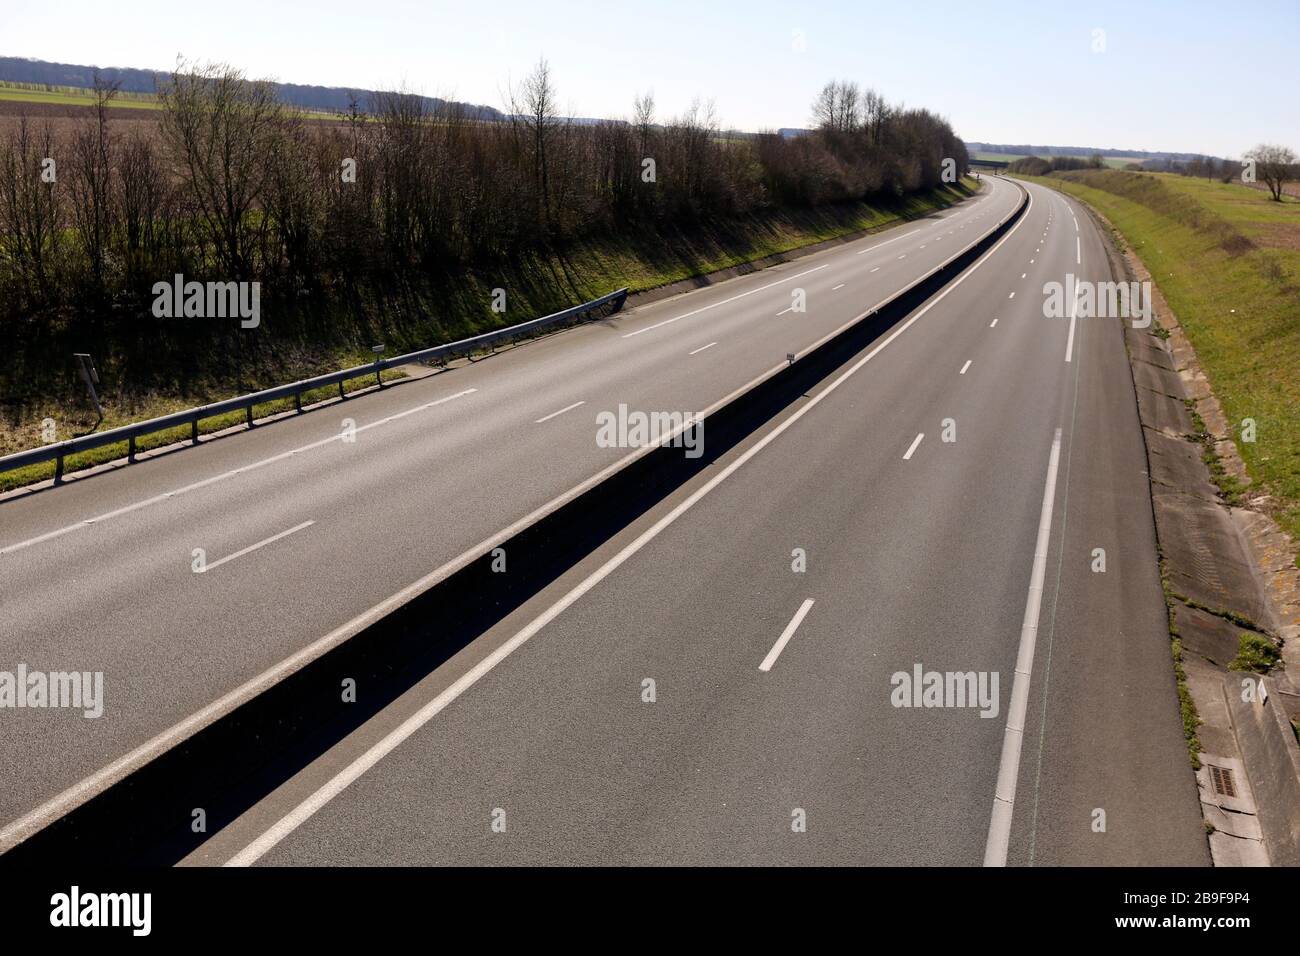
top-left (0, 55), bottom-right (505, 120)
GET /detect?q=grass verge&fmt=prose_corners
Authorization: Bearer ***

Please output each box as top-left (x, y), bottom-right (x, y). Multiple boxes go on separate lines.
top-left (1228, 632), bottom-right (1283, 673)
top-left (1019, 170), bottom-right (1300, 544)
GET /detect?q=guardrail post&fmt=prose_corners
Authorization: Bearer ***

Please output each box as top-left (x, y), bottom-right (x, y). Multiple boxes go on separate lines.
top-left (295, 390), bottom-right (302, 413)
top-left (338, 380), bottom-right (346, 400)
top-left (128, 436), bottom-right (136, 463)
top-left (246, 405), bottom-right (255, 429)
top-left (54, 453), bottom-right (64, 485)
top-left (191, 420), bottom-right (199, 444)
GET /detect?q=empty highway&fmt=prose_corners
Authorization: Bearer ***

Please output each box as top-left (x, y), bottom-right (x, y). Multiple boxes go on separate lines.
top-left (160, 178), bottom-right (1206, 867)
top-left (0, 179), bottom-right (1027, 849)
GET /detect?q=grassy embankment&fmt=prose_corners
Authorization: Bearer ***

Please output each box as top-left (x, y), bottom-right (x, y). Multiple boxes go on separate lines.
top-left (0, 178), bottom-right (978, 491)
top-left (1021, 169), bottom-right (1300, 548)
top-left (1023, 169), bottom-right (1300, 767)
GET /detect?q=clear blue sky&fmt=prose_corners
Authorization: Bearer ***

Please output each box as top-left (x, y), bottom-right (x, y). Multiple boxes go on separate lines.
top-left (7, 0), bottom-right (1297, 157)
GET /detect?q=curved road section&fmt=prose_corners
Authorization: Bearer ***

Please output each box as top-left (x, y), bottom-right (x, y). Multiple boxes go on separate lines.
top-left (200, 179), bottom-right (1202, 866)
top-left (0, 179), bottom-right (1024, 849)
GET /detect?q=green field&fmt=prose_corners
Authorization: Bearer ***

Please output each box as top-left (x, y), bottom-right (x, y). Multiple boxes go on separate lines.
top-left (0, 81), bottom-right (337, 120)
top-left (1022, 169), bottom-right (1300, 545)
top-left (0, 80), bottom-right (162, 110)
top-left (972, 151), bottom-right (1030, 163)
top-left (974, 151), bottom-right (1133, 169)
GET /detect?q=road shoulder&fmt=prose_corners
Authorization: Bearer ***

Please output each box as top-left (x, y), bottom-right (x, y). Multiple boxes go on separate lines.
top-left (1073, 190), bottom-right (1300, 867)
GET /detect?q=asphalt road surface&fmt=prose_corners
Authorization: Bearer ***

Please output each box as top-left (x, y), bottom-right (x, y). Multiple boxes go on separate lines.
top-left (176, 178), bottom-right (1207, 867)
top-left (0, 179), bottom-right (1026, 845)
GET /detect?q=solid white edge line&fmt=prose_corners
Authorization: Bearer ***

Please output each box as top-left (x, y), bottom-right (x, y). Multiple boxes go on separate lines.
top-left (759, 599), bottom-right (815, 672)
top-left (902, 433), bottom-right (925, 460)
top-left (534, 400), bottom-right (585, 424)
top-left (1065, 275), bottom-right (1080, 363)
top-left (983, 427), bottom-right (1063, 867)
top-left (199, 520), bottom-right (315, 573)
top-left (1076, 237), bottom-right (1081, 265)
top-left (224, 180), bottom-right (1035, 867)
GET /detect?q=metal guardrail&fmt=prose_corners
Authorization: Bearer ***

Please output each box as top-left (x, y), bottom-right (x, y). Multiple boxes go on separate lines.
top-left (2, 288), bottom-right (629, 483)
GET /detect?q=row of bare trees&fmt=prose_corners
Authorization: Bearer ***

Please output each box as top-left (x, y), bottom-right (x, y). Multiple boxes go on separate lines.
top-left (799, 79), bottom-right (968, 201)
top-left (0, 62), bottom-right (969, 392)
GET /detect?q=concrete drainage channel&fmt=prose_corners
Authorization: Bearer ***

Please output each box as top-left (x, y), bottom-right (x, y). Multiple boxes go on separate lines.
top-left (0, 186), bottom-right (1028, 866)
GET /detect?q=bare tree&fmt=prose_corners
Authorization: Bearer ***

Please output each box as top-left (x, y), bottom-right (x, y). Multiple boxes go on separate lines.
top-left (814, 80), bottom-right (864, 134)
top-left (812, 80), bottom-right (838, 131)
top-left (68, 70), bottom-right (120, 292)
top-left (510, 58), bottom-right (560, 232)
top-left (633, 91), bottom-right (655, 156)
top-left (371, 88), bottom-right (434, 264)
top-left (811, 80), bottom-right (863, 132)
top-left (861, 88), bottom-right (889, 147)
top-left (1246, 143), bottom-right (1296, 201)
top-left (0, 117), bottom-right (63, 302)
top-left (158, 59), bottom-right (286, 274)
top-left (835, 81), bottom-right (860, 133)
top-left (116, 130), bottom-right (171, 281)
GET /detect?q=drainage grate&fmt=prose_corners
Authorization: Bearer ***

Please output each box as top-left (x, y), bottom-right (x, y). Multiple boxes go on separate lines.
top-left (1209, 765), bottom-right (1237, 798)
